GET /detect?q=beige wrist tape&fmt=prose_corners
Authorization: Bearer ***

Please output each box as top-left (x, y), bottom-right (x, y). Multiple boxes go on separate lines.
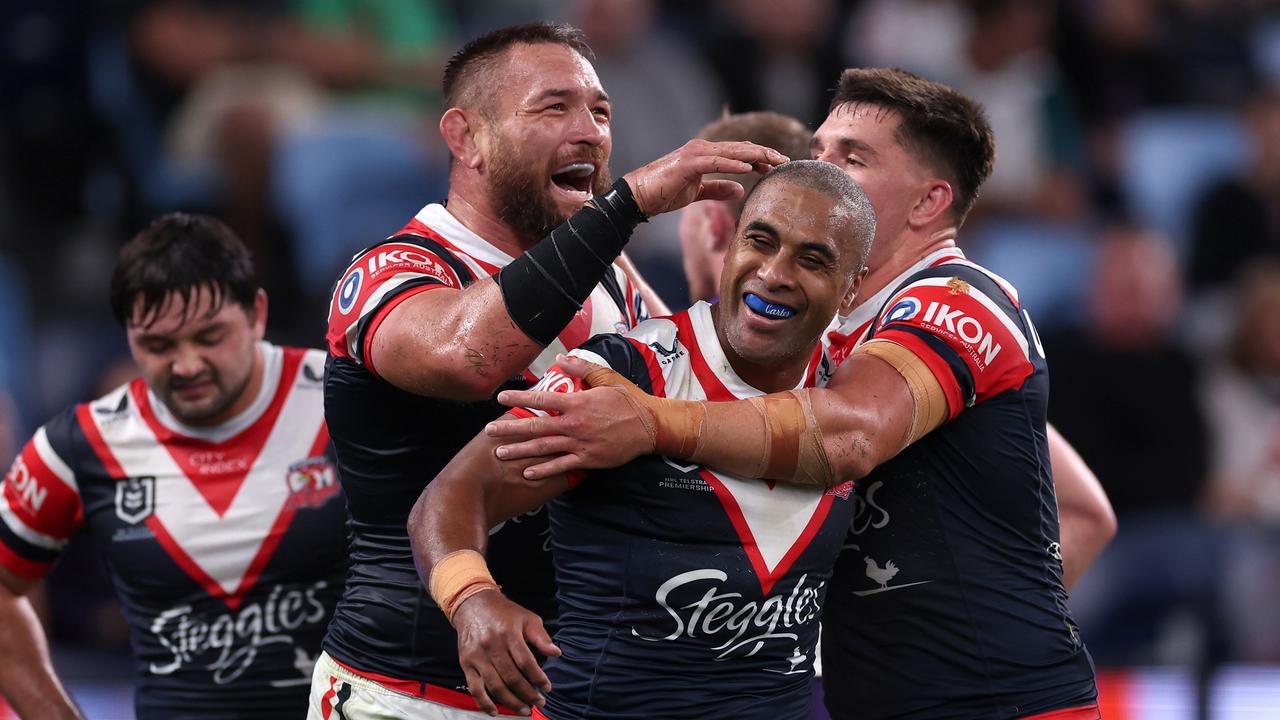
top-left (580, 363), bottom-right (834, 486)
top-left (855, 340), bottom-right (948, 448)
top-left (428, 549), bottom-right (500, 626)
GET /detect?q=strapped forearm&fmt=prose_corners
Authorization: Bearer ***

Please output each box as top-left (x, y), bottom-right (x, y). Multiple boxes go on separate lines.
top-left (584, 364), bottom-right (834, 487)
top-left (497, 179), bottom-right (646, 345)
top-left (581, 339), bottom-right (949, 489)
top-left (663, 390), bottom-right (834, 487)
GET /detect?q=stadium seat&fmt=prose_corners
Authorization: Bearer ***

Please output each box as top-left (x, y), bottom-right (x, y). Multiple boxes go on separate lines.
top-left (1117, 109), bottom-right (1250, 257)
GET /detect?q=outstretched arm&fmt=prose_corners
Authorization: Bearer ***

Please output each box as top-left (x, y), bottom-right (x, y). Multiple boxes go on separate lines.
top-left (487, 342), bottom-right (945, 488)
top-left (0, 570), bottom-right (83, 720)
top-left (1047, 424), bottom-right (1116, 589)
top-left (364, 140), bottom-right (785, 402)
top-left (407, 418), bottom-right (570, 716)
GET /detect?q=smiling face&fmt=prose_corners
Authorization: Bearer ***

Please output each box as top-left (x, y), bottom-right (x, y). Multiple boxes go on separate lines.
top-left (715, 180), bottom-right (863, 389)
top-left (811, 103), bottom-right (932, 269)
top-left (481, 43), bottom-right (613, 243)
top-left (126, 286), bottom-right (266, 426)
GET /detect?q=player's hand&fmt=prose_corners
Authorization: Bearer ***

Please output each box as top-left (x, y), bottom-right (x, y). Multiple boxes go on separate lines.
top-left (622, 139), bottom-right (787, 216)
top-left (453, 590), bottom-right (560, 716)
top-left (489, 356), bottom-right (655, 479)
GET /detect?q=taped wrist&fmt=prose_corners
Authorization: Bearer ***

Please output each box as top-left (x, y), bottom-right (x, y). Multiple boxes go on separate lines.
top-left (578, 362), bottom-right (833, 487)
top-left (497, 179), bottom-right (647, 345)
top-left (429, 549), bottom-right (501, 626)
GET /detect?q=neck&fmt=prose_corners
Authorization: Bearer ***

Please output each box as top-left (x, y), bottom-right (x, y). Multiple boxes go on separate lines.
top-left (859, 226), bottom-right (959, 300)
top-left (445, 184), bottom-right (536, 257)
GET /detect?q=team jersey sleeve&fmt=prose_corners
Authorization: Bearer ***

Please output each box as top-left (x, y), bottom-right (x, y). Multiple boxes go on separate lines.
top-left (325, 240), bottom-right (466, 375)
top-left (0, 409), bottom-right (85, 579)
top-left (866, 270), bottom-right (1035, 420)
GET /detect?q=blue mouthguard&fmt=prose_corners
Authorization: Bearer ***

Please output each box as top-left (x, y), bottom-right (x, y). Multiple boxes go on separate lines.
top-left (743, 293), bottom-right (796, 319)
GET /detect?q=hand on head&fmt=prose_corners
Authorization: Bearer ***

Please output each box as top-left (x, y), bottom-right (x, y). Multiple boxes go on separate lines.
top-left (622, 140), bottom-right (787, 217)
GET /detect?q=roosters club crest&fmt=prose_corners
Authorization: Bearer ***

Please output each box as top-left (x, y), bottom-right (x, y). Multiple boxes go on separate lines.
top-left (285, 457), bottom-right (339, 509)
top-left (116, 476), bottom-right (156, 524)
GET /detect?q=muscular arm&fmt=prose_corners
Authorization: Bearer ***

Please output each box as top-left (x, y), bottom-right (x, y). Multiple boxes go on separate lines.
top-left (370, 278), bottom-right (544, 401)
top-left (368, 139), bottom-right (787, 401)
top-left (408, 419), bottom-right (569, 569)
top-left (0, 569), bottom-right (83, 720)
top-left (407, 418), bottom-right (569, 715)
top-left (1047, 424), bottom-right (1116, 589)
top-left (488, 343), bottom-right (942, 488)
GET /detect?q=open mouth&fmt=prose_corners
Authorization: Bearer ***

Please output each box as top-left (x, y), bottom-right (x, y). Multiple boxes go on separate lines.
top-left (743, 292), bottom-right (798, 320)
top-left (551, 162), bottom-right (596, 197)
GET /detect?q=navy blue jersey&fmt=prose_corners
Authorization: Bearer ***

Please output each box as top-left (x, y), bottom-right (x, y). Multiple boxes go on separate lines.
top-left (0, 344), bottom-right (346, 719)
top-left (515, 303), bottom-right (849, 720)
top-left (821, 255), bottom-right (1097, 719)
top-left (321, 204), bottom-right (646, 702)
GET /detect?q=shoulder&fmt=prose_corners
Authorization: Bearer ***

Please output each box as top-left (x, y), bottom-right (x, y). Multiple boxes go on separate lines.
top-left (326, 229), bottom-right (478, 365)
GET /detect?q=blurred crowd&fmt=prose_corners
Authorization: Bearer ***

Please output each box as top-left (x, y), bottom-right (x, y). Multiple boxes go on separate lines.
top-left (2, 0), bottom-right (1280, 676)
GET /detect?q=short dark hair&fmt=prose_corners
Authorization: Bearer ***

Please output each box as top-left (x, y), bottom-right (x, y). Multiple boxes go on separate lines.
top-left (110, 213), bottom-right (258, 328)
top-left (829, 68), bottom-right (995, 223)
top-left (744, 159), bottom-right (877, 273)
top-left (698, 111), bottom-right (813, 218)
top-left (442, 22), bottom-right (595, 113)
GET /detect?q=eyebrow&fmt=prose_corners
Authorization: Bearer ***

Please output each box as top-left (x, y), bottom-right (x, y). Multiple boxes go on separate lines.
top-left (798, 241), bottom-right (839, 263)
top-left (744, 219), bottom-right (779, 239)
top-left (530, 88), bottom-right (611, 105)
top-left (133, 318), bottom-right (228, 341)
top-left (813, 135), bottom-right (878, 157)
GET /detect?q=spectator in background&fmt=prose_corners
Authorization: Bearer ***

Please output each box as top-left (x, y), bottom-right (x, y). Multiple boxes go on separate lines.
top-left (572, 0), bottom-right (726, 305)
top-left (679, 111), bottom-right (812, 303)
top-left (123, 0), bottom-right (456, 329)
top-left (703, 0), bottom-right (847, 127)
top-left (1190, 87), bottom-right (1280, 293)
top-left (849, 0), bottom-right (1087, 222)
top-left (1051, 0), bottom-right (1259, 216)
top-left (1201, 261), bottom-right (1280, 661)
top-left (1049, 226), bottom-right (1216, 665)
top-left (1203, 261), bottom-right (1280, 520)
top-left (1047, 226), bottom-right (1207, 519)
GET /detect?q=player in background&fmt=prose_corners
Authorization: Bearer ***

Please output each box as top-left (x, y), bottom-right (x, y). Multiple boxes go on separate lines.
top-left (411, 160), bottom-right (876, 719)
top-left (0, 213), bottom-right (345, 719)
top-left (489, 69), bottom-right (1113, 719)
top-left (679, 111), bottom-right (812, 304)
top-left (313, 22), bottom-right (785, 720)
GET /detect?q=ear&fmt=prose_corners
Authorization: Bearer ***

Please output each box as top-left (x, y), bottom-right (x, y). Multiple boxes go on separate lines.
top-left (908, 179), bottom-right (954, 229)
top-left (439, 108), bottom-right (485, 170)
top-left (705, 201), bottom-right (737, 253)
top-left (839, 266), bottom-right (869, 316)
top-left (251, 289), bottom-right (268, 341)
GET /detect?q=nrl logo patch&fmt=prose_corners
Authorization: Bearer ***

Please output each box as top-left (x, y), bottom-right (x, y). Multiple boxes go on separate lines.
top-left (116, 476), bottom-right (156, 525)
